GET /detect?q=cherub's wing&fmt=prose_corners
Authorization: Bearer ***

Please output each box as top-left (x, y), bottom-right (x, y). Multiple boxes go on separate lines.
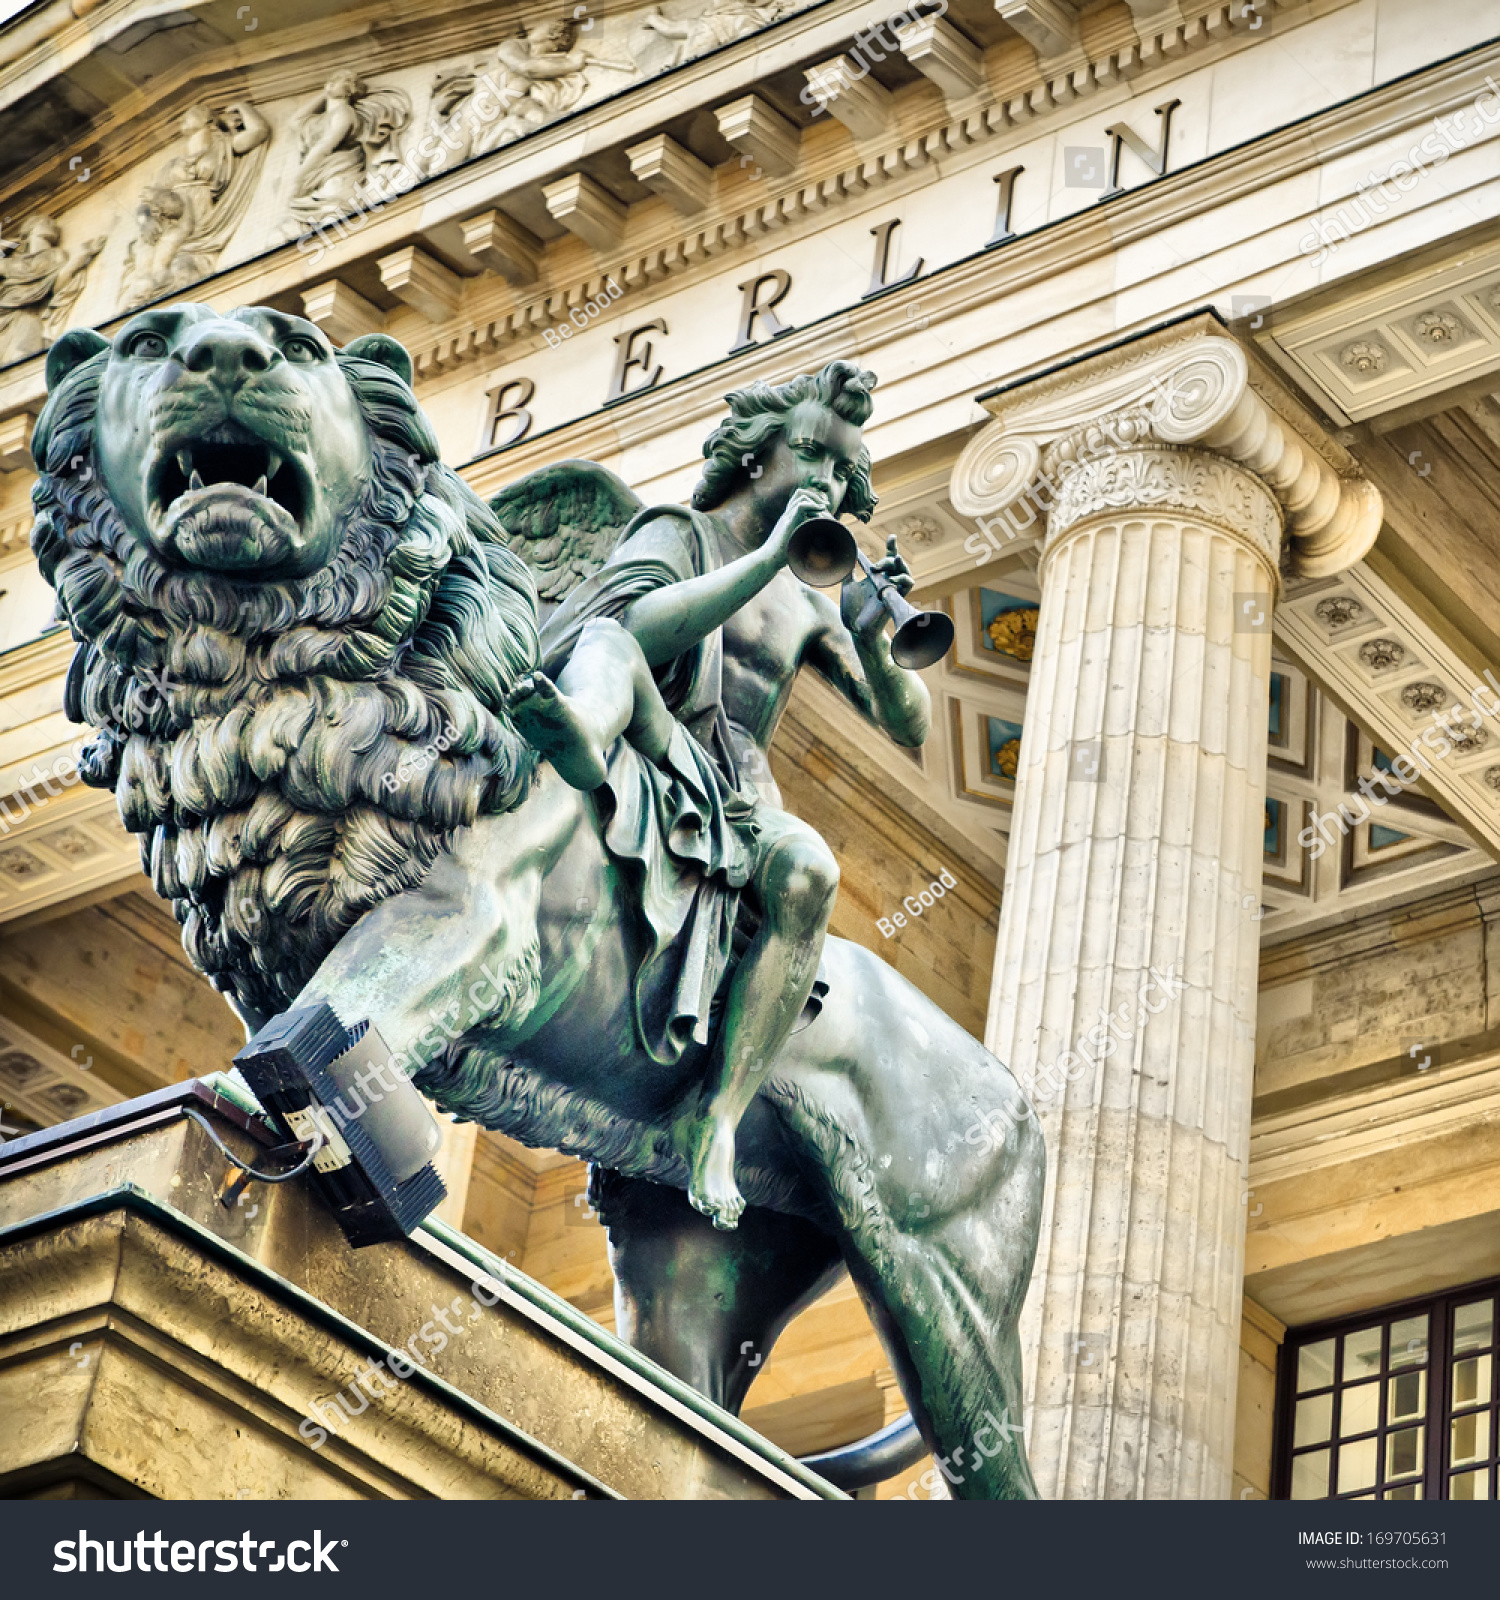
top-left (489, 459), bottom-right (643, 614)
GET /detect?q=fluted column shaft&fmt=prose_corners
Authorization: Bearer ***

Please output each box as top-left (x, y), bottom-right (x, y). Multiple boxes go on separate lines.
top-left (989, 438), bottom-right (1280, 1500)
top-left (951, 320), bottom-right (1383, 1501)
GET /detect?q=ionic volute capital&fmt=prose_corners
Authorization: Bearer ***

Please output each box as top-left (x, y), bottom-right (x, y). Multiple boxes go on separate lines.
top-left (950, 316), bottom-right (1382, 580)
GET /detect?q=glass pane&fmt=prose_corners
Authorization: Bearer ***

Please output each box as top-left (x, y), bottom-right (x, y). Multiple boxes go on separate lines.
top-left (1453, 1354), bottom-right (1492, 1411)
top-left (1338, 1437), bottom-right (1377, 1494)
top-left (1343, 1326), bottom-right (1382, 1382)
top-left (1450, 1468), bottom-right (1491, 1501)
top-left (1451, 1410), bottom-right (1490, 1468)
top-left (1388, 1369), bottom-right (1426, 1423)
top-left (1291, 1449), bottom-right (1329, 1499)
top-left (1454, 1300), bottom-right (1494, 1355)
top-left (1298, 1339), bottom-right (1335, 1393)
top-left (1390, 1315), bottom-right (1429, 1369)
top-left (1386, 1426), bottom-right (1423, 1480)
top-left (1385, 1483), bottom-right (1423, 1500)
top-left (1340, 1381), bottom-right (1379, 1437)
top-left (1294, 1393), bottom-right (1333, 1448)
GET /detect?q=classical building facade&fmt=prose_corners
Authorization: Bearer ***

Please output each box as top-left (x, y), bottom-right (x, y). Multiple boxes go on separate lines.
top-left (2, 0), bottom-right (1499, 1500)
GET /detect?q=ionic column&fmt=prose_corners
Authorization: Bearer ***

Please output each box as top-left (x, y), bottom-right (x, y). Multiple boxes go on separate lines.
top-left (950, 319), bottom-right (1381, 1499)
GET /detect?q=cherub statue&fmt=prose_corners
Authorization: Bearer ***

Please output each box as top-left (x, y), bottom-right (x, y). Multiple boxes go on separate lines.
top-left (288, 71), bottom-right (411, 227)
top-left (122, 101), bottom-right (269, 307)
top-left (501, 363), bottom-right (927, 1228)
top-left (0, 216), bottom-right (105, 366)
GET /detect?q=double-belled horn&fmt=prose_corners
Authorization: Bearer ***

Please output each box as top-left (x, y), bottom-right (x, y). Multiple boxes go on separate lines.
top-left (785, 514), bottom-right (859, 586)
top-left (786, 513), bottom-right (954, 669)
top-left (851, 547), bottom-right (954, 669)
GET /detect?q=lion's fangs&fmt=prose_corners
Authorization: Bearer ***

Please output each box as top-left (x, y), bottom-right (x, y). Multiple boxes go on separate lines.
top-left (154, 438), bottom-right (300, 529)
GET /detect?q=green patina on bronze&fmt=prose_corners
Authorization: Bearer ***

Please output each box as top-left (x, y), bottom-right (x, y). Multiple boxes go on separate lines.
top-left (29, 303), bottom-right (1043, 1498)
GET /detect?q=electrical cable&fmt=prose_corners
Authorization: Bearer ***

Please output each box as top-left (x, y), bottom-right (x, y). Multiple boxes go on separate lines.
top-left (182, 1105), bottom-right (324, 1183)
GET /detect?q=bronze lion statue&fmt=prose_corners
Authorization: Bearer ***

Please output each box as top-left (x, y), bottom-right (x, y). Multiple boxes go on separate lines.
top-left (29, 303), bottom-right (1043, 1498)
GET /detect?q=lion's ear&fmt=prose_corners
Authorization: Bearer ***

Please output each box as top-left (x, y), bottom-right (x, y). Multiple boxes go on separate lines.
top-left (343, 332), bottom-right (413, 387)
top-left (46, 329), bottom-right (109, 391)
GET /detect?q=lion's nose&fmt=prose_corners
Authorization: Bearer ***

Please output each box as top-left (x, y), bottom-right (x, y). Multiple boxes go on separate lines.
top-left (177, 323), bottom-right (280, 388)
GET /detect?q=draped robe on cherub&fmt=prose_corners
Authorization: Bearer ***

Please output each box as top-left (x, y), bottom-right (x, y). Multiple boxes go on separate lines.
top-left (537, 503), bottom-right (770, 1069)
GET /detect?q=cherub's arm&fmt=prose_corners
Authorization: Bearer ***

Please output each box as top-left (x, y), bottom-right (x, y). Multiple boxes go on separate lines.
top-left (803, 542), bottom-right (931, 747)
top-left (226, 103), bottom-right (271, 154)
top-left (620, 490), bottom-right (820, 667)
top-left (519, 49), bottom-right (592, 79)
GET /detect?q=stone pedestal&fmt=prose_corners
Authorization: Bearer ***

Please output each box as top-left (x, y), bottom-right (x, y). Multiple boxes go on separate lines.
top-left (950, 316), bottom-right (1382, 1499)
top-left (0, 1080), bottom-right (841, 1501)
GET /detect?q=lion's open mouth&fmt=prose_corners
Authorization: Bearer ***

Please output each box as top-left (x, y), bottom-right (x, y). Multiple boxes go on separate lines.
top-left (150, 422), bottom-right (308, 526)
top-left (147, 421), bottom-right (318, 571)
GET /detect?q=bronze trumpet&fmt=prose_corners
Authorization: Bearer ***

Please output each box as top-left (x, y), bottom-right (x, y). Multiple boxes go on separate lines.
top-left (785, 514), bottom-right (860, 586)
top-left (851, 547), bottom-right (954, 670)
top-left (786, 513), bottom-right (954, 669)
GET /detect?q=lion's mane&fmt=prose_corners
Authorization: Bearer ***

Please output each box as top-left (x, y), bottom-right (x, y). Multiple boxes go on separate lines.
top-left (29, 345), bottom-right (541, 1022)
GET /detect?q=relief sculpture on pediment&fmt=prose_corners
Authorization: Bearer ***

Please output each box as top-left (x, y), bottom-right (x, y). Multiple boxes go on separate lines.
top-left (632, 0), bottom-right (793, 71)
top-left (420, 18), bottom-right (636, 176)
top-left (122, 102), bottom-right (270, 310)
top-left (0, 215), bottom-right (105, 367)
top-left (287, 73), bottom-right (413, 230)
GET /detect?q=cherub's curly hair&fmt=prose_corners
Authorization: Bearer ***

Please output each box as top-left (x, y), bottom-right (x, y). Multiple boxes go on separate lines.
top-left (691, 359), bottom-right (878, 519)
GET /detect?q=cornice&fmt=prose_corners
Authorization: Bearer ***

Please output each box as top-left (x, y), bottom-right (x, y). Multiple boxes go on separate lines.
top-left (1259, 875), bottom-right (1500, 984)
top-left (1249, 1047), bottom-right (1500, 1186)
top-left (0, 630), bottom-right (72, 698)
top-left (0, 0), bottom-right (1309, 405)
top-left (404, 0), bottom-right (1296, 375)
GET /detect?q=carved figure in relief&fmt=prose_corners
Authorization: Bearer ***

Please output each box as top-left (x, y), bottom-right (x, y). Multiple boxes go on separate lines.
top-left (479, 20), bottom-right (634, 154)
top-left (122, 102), bottom-right (270, 308)
top-left (0, 216), bottom-right (105, 367)
top-left (31, 303), bottom-right (1042, 1498)
top-left (288, 72), bottom-right (412, 227)
top-left (416, 61), bottom-right (496, 176)
top-left (637, 0), bottom-right (789, 67)
top-left (417, 21), bottom-right (633, 176)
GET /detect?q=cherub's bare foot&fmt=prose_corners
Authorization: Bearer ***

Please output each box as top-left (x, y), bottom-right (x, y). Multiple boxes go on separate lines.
top-left (507, 673), bottom-right (609, 791)
top-left (673, 1110), bottom-right (745, 1230)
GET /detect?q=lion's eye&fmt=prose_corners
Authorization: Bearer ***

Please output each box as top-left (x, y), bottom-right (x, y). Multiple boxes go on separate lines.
top-left (127, 330), bottom-right (168, 359)
top-left (282, 337), bottom-right (323, 363)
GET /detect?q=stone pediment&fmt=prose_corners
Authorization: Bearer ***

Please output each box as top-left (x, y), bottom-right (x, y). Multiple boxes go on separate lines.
top-left (0, 0), bottom-right (822, 358)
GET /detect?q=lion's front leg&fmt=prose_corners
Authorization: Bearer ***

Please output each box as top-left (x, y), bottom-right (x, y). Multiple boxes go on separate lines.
top-left (292, 790), bottom-right (571, 1075)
